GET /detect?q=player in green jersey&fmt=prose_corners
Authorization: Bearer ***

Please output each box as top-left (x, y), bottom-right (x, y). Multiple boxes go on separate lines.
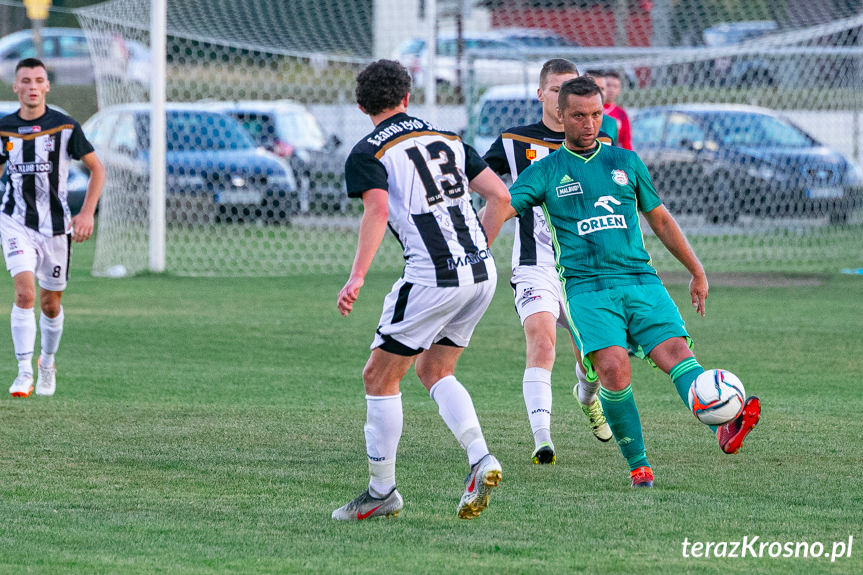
top-left (504, 77), bottom-right (762, 487)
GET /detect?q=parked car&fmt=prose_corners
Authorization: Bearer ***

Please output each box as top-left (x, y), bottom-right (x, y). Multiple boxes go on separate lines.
top-left (494, 27), bottom-right (578, 49)
top-left (82, 104), bottom-right (298, 223)
top-left (631, 104), bottom-right (863, 223)
top-left (201, 100), bottom-right (346, 213)
top-left (471, 83), bottom-right (538, 156)
top-left (702, 21), bottom-right (778, 86)
top-left (393, 30), bottom-right (558, 88)
top-left (0, 28), bottom-right (149, 86)
top-left (471, 83), bottom-right (619, 156)
top-left (0, 101), bottom-right (89, 215)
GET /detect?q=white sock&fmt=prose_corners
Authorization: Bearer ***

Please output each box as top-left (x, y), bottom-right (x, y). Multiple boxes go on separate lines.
top-left (523, 367), bottom-right (553, 449)
top-left (576, 362), bottom-right (600, 406)
top-left (364, 393), bottom-right (402, 498)
top-left (11, 305), bottom-right (35, 375)
top-left (429, 375), bottom-right (489, 466)
top-left (39, 307), bottom-right (64, 369)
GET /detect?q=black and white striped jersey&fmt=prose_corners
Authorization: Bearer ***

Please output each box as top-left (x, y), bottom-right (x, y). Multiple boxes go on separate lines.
top-left (345, 112), bottom-right (493, 288)
top-left (0, 107), bottom-right (94, 237)
top-left (484, 121), bottom-right (612, 269)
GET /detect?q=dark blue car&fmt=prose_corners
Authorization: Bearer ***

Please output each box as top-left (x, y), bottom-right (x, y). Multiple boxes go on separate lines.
top-left (632, 104), bottom-right (863, 224)
top-left (82, 104), bottom-right (297, 223)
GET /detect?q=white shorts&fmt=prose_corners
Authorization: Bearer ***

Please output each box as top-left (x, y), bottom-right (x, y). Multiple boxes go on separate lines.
top-left (372, 278), bottom-right (496, 356)
top-left (0, 214), bottom-right (71, 292)
top-left (510, 265), bottom-right (568, 328)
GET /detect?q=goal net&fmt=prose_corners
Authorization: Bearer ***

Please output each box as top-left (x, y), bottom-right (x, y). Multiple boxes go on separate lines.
top-left (76, 0), bottom-right (863, 277)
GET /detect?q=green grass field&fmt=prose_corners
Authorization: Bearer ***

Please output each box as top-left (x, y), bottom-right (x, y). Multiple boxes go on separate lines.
top-left (0, 239), bottom-right (861, 574)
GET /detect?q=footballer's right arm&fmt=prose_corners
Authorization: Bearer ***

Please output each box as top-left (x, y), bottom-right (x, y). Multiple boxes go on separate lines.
top-left (337, 188), bottom-right (389, 317)
top-left (469, 167), bottom-right (513, 246)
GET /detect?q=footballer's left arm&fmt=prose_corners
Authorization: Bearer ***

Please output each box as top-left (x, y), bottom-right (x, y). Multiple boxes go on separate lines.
top-left (643, 204), bottom-right (708, 316)
top-left (71, 151), bottom-right (105, 242)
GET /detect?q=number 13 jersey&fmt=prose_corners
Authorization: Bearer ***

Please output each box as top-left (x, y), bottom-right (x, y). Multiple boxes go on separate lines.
top-left (345, 112), bottom-right (494, 288)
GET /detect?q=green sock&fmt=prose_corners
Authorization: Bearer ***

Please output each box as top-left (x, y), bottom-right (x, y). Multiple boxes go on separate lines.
top-left (599, 385), bottom-right (649, 471)
top-left (669, 358), bottom-right (717, 434)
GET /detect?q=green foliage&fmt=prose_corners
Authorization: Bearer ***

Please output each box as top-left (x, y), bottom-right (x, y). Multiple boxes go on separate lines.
top-left (0, 239), bottom-right (860, 573)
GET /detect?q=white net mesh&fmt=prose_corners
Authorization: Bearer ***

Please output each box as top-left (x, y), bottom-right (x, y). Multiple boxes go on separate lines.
top-left (76, 0), bottom-right (863, 276)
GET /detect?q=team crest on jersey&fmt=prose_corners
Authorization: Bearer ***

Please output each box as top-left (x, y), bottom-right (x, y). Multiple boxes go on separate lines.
top-left (611, 169), bottom-right (629, 186)
top-left (5, 141), bottom-right (12, 152)
top-left (18, 125), bottom-right (41, 134)
top-left (526, 149), bottom-right (537, 160)
top-left (43, 138), bottom-right (55, 153)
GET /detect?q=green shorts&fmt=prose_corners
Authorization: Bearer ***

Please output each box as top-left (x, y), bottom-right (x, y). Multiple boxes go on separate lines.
top-left (564, 283), bottom-right (689, 372)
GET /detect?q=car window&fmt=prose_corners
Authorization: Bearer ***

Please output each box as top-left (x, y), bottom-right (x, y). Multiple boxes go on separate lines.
top-left (477, 97), bottom-right (541, 138)
top-left (632, 112), bottom-right (665, 146)
top-left (708, 113), bottom-right (814, 148)
top-left (85, 114), bottom-right (114, 149)
top-left (437, 37), bottom-right (507, 56)
top-left (59, 35), bottom-right (90, 58)
top-left (228, 113), bottom-right (275, 146)
top-left (164, 111), bottom-right (255, 152)
top-left (398, 38), bottom-right (425, 57)
top-left (275, 110), bottom-right (325, 149)
top-left (664, 113), bottom-right (704, 147)
top-left (506, 34), bottom-right (575, 48)
top-left (110, 113), bottom-right (137, 154)
top-left (6, 37), bottom-right (34, 59)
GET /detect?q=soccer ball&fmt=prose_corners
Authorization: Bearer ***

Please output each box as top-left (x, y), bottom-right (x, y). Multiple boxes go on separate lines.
top-left (688, 369), bottom-right (745, 425)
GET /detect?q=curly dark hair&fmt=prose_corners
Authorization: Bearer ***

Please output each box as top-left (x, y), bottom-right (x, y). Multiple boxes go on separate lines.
top-left (355, 59), bottom-right (411, 116)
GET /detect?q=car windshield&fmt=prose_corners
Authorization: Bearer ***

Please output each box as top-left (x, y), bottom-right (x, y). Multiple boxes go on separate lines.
top-left (477, 97), bottom-right (541, 138)
top-left (507, 35), bottom-right (574, 48)
top-left (438, 38), bottom-right (509, 56)
top-left (164, 111), bottom-right (255, 152)
top-left (708, 113), bottom-right (814, 148)
top-left (275, 110), bottom-right (325, 149)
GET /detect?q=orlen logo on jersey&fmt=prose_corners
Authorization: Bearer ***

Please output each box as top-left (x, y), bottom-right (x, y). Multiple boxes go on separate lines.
top-left (578, 215), bottom-right (627, 236)
top-left (7, 161), bottom-right (52, 175)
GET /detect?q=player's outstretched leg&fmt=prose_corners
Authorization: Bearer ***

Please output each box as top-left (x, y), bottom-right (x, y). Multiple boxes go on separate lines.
top-left (457, 453), bottom-right (502, 519)
top-left (574, 363), bottom-right (612, 442)
top-left (717, 396), bottom-right (762, 454)
top-left (599, 384), bottom-right (653, 487)
top-left (332, 488), bottom-right (404, 521)
top-left (429, 375), bottom-right (502, 519)
top-left (669, 358), bottom-right (761, 453)
top-left (524, 367), bottom-right (555, 464)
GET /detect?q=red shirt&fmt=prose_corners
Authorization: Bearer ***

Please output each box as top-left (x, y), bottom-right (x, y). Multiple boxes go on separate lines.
top-left (604, 103), bottom-right (632, 150)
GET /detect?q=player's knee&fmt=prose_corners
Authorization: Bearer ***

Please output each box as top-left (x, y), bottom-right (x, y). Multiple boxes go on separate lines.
top-left (414, 363), bottom-right (448, 388)
top-left (526, 336), bottom-right (556, 366)
top-left (15, 288), bottom-right (36, 309)
top-left (40, 300), bottom-right (61, 318)
top-left (595, 357), bottom-right (630, 390)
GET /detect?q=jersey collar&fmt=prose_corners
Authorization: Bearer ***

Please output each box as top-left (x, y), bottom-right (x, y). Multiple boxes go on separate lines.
top-left (561, 140), bottom-right (602, 163)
